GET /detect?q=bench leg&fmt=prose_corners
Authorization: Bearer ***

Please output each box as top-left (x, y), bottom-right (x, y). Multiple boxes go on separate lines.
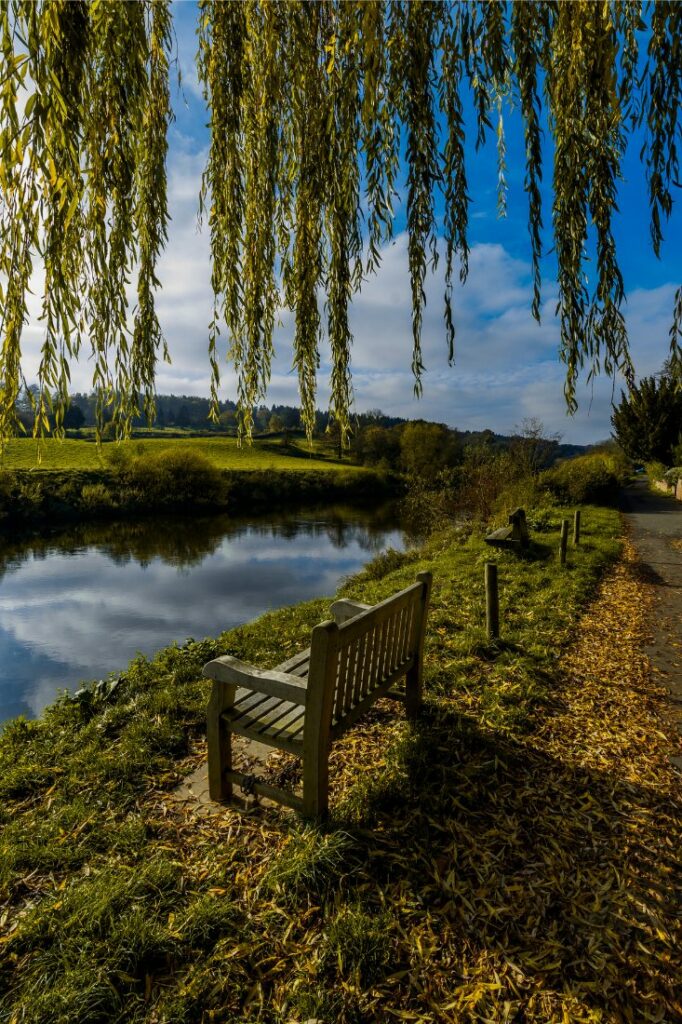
top-left (207, 680), bottom-right (236, 802)
top-left (405, 663), bottom-right (422, 720)
top-left (302, 745), bottom-right (330, 820)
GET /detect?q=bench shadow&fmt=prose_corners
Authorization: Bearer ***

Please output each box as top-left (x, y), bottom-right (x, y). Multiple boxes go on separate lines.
top-left (322, 700), bottom-right (680, 1019)
top-left (520, 539), bottom-right (557, 563)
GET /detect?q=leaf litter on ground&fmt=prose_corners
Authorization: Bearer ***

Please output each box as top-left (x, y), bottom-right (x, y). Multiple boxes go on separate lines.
top-left (1, 511), bottom-right (681, 1022)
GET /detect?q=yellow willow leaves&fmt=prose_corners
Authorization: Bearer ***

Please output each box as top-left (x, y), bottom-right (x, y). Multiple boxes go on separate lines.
top-left (0, 0), bottom-right (172, 446)
top-left (1, 1), bottom-right (682, 444)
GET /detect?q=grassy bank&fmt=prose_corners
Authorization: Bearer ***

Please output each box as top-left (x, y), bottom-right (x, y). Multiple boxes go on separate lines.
top-left (6, 504), bottom-right (677, 1022)
top-left (0, 442), bottom-right (393, 531)
top-left (0, 435), bottom-right (346, 472)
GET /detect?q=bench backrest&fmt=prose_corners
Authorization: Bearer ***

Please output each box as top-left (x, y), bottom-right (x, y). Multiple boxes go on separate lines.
top-left (308, 572), bottom-right (431, 739)
top-left (508, 507), bottom-right (529, 542)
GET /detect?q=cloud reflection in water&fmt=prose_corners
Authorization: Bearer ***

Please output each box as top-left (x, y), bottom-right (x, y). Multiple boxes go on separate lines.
top-left (0, 506), bottom-right (404, 723)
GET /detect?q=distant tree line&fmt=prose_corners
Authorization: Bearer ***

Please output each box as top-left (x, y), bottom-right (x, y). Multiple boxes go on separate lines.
top-left (14, 389), bottom-right (585, 483)
top-left (13, 389), bottom-right (412, 437)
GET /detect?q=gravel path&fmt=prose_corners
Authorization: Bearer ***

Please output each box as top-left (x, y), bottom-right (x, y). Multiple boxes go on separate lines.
top-left (621, 479), bottom-right (682, 766)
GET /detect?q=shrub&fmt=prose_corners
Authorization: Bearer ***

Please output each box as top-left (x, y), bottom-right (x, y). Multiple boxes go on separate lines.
top-left (645, 460), bottom-right (667, 483)
top-left (123, 449), bottom-right (227, 508)
top-left (80, 482), bottom-right (116, 511)
top-left (493, 475), bottom-right (548, 517)
top-left (454, 448), bottom-right (516, 522)
top-left (105, 444), bottom-right (133, 476)
top-left (401, 468), bottom-right (458, 535)
top-left (541, 453), bottom-right (628, 505)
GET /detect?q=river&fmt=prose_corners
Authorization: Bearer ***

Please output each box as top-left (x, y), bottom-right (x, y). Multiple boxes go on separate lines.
top-left (0, 504), bottom-right (407, 725)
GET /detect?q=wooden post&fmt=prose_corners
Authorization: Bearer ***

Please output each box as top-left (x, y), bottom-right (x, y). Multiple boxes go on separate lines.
top-left (573, 509), bottom-right (581, 546)
top-left (559, 519), bottom-right (569, 564)
top-left (485, 562), bottom-right (499, 640)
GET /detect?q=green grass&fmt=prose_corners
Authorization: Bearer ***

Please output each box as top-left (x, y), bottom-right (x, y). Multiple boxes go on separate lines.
top-left (1, 435), bottom-right (358, 473)
top-left (1, 439), bottom-right (381, 528)
top-left (4, 503), bottom-right (666, 1023)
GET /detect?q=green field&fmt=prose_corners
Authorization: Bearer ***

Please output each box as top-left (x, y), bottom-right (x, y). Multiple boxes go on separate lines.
top-left (1, 435), bottom-right (357, 473)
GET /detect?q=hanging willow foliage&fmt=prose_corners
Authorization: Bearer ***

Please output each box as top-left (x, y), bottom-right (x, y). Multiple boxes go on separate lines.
top-left (0, 0), bottom-right (172, 443)
top-left (1, 1), bottom-right (680, 445)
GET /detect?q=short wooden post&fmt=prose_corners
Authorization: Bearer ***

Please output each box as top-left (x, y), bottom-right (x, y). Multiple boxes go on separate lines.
top-left (573, 509), bottom-right (581, 546)
top-left (485, 562), bottom-right (499, 640)
top-left (559, 519), bottom-right (569, 564)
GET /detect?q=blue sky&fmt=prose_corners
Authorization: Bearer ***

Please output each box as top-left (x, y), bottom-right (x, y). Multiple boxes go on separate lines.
top-left (23, 1), bottom-right (681, 443)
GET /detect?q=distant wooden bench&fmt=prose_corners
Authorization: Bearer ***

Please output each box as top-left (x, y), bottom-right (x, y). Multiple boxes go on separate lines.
top-left (484, 507), bottom-right (530, 549)
top-left (203, 572), bottom-right (432, 819)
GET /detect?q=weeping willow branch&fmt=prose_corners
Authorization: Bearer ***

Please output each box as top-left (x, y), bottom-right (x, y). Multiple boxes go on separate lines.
top-left (1, 0), bottom-right (680, 446)
top-left (0, 0), bottom-right (173, 445)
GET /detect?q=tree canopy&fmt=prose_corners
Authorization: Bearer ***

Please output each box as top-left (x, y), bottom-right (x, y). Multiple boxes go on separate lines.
top-left (0, 0), bottom-right (681, 444)
top-left (611, 372), bottom-right (682, 465)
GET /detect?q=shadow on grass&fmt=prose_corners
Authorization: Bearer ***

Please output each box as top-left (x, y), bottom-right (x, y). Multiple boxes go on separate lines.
top-left (322, 700), bottom-right (680, 1020)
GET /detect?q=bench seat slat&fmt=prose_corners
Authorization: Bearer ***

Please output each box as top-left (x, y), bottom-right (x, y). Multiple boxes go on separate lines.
top-left (255, 699), bottom-right (301, 736)
top-left (230, 690), bottom-right (274, 723)
top-left (276, 648), bottom-right (311, 677)
top-left (221, 688), bottom-right (305, 754)
top-left (226, 719), bottom-right (304, 756)
top-left (263, 702), bottom-right (307, 741)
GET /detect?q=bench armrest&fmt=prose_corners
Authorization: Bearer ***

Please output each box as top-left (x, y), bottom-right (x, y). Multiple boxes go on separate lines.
top-left (203, 656), bottom-right (308, 706)
top-left (330, 598), bottom-right (372, 625)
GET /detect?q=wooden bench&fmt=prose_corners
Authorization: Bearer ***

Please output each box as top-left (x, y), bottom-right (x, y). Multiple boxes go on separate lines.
top-left (484, 507), bottom-right (530, 549)
top-left (203, 572), bottom-right (432, 819)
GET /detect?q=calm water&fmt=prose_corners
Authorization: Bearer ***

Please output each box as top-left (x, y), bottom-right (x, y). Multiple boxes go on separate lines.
top-left (0, 505), bottom-right (406, 724)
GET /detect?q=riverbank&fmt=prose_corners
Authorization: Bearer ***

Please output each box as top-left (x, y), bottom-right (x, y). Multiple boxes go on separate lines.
top-left (0, 463), bottom-right (397, 532)
top-left (4, 503), bottom-right (680, 1021)
top-left (0, 435), bottom-right (396, 532)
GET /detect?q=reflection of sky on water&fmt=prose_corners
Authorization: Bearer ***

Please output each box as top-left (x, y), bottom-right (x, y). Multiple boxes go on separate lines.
top-left (0, 510), bottom-right (404, 723)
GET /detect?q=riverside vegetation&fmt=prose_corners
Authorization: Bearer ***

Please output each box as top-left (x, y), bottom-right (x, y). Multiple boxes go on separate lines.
top-left (3, 453), bottom-right (679, 1022)
top-left (0, 437), bottom-right (390, 531)
top-left (0, 424), bottom-right (620, 533)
